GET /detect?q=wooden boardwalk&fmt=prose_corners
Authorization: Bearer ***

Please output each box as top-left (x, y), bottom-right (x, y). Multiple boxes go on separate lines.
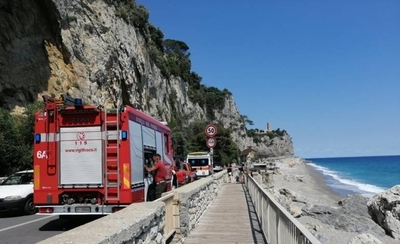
top-left (182, 183), bottom-right (267, 244)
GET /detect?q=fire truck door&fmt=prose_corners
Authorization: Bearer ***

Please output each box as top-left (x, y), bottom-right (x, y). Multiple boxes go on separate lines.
top-left (144, 150), bottom-right (156, 202)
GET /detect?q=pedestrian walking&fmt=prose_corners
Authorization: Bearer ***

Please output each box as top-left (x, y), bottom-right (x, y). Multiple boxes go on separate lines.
top-left (227, 163), bottom-right (232, 183)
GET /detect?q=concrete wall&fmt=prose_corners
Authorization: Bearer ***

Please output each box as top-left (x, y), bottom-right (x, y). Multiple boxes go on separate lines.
top-left (38, 170), bottom-right (228, 244)
top-left (38, 202), bottom-right (165, 244)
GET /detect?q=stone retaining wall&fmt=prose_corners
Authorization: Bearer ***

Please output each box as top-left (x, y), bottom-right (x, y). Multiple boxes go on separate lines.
top-left (174, 170), bottom-right (226, 237)
top-left (38, 170), bottom-right (227, 244)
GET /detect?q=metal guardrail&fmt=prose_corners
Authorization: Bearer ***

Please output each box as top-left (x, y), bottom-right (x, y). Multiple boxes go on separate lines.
top-left (245, 174), bottom-right (321, 244)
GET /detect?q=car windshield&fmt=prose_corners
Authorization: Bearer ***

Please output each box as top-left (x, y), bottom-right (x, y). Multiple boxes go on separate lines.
top-left (189, 159), bottom-right (209, 167)
top-left (0, 172), bottom-right (33, 185)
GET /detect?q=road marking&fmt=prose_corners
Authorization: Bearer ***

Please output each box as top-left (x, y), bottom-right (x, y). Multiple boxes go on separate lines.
top-left (0, 215), bottom-right (54, 232)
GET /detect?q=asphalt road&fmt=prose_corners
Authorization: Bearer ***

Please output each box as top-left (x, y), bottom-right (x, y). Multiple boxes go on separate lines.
top-left (0, 213), bottom-right (103, 244)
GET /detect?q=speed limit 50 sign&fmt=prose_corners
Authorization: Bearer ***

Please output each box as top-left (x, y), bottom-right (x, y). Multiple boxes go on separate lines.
top-left (205, 124), bottom-right (217, 137)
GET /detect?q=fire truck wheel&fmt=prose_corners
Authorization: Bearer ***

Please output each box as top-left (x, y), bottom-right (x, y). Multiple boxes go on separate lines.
top-left (24, 197), bottom-right (37, 215)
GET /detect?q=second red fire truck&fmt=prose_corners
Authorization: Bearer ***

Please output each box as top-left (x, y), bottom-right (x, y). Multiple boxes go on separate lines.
top-left (33, 95), bottom-right (174, 215)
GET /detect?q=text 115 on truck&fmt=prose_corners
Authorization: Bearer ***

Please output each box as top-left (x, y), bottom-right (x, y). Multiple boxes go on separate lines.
top-left (186, 151), bottom-right (213, 177)
top-left (33, 95), bottom-right (174, 215)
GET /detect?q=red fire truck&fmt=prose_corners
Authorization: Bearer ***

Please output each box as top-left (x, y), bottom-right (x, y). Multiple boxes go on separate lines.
top-left (33, 95), bottom-right (174, 215)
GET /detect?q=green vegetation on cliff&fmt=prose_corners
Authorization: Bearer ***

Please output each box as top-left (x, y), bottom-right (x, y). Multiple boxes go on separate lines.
top-left (104, 0), bottom-right (243, 162)
top-left (0, 102), bottom-right (42, 176)
top-left (105, 0), bottom-right (230, 115)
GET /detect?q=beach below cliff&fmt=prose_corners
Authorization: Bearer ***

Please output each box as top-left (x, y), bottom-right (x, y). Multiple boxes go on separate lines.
top-left (257, 157), bottom-right (398, 244)
top-left (272, 157), bottom-right (343, 205)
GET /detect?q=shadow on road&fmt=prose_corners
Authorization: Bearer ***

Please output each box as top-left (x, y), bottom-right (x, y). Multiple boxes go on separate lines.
top-left (0, 211), bottom-right (26, 218)
top-left (39, 215), bottom-right (104, 231)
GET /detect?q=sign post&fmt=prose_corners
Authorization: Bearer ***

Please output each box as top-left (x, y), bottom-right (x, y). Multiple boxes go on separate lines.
top-left (205, 124), bottom-right (217, 175)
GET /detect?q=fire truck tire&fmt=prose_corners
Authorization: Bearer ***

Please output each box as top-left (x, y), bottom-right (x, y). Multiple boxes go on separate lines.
top-left (24, 197), bottom-right (37, 215)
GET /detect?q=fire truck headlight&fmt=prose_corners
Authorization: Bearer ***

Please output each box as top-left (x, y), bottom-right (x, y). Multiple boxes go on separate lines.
top-left (91, 198), bottom-right (97, 204)
top-left (35, 134), bottom-right (41, 143)
top-left (121, 131), bottom-right (128, 140)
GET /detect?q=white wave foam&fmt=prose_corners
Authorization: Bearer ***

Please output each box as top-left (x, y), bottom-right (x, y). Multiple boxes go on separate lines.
top-left (308, 163), bottom-right (340, 178)
top-left (307, 162), bottom-right (386, 195)
top-left (335, 178), bottom-right (385, 194)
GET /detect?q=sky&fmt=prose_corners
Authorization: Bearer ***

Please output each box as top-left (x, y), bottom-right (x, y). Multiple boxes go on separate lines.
top-left (136, 0), bottom-right (400, 159)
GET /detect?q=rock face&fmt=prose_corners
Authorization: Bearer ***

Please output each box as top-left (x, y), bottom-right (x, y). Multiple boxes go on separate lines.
top-left (0, 0), bottom-right (59, 109)
top-left (0, 0), bottom-right (293, 155)
top-left (367, 185), bottom-right (400, 240)
top-left (347, 234), bottom-right (383, 244)
top-left (273, 184), bottom-right (395, 242)
top-left (303, 195), bottom-right (387, 234)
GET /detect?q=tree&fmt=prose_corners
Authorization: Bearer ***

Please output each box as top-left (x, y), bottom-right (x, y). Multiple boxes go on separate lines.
top-left (241, 115), bottom-right (254, 126)
top-left (0, 109), bottom-right (26, 175)
top-left (162, 39), bottom-right (192, 80)
top-left (148, 24), bottom-right (164, 51)
top-left (0, 101), bottom-right (43, 176)
top-left (163, 39), bottom-right (189, 55)
top-left (19, 101), bottom-right (43, 146)
top-left (188, 72), bottom-right (202, 88)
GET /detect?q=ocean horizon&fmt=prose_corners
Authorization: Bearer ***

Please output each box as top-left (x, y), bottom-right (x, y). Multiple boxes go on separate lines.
top-left (304, 155), bottom-right (400, 198)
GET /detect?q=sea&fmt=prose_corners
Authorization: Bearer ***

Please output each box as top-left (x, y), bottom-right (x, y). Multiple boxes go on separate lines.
top-left (305, 155), bottom-right (400, 198)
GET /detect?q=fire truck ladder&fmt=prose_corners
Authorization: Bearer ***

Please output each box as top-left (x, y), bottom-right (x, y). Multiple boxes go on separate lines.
top-left (43, 96), bottom-right (59, 175)
top-left (104, 108), bottom-right (121, 203)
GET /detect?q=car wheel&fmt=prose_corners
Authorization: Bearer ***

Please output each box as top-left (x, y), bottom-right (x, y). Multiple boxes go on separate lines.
top-left (24, 197), bottom-right (37, 215)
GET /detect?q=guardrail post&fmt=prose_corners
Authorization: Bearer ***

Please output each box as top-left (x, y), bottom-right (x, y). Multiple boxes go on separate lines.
top-left (173, 192), bottom-right (181, 235)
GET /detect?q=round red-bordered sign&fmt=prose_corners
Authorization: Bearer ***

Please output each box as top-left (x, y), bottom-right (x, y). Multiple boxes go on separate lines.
top-left (206, 137), bottom-right (217, 148)
top-left (205, 124), bottom-right (217, 137)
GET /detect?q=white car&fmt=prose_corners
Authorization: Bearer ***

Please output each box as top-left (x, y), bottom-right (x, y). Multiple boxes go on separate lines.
top-left (213, 164), bottom-right (223, 173)
top-left (0, 170), bottom-right (36, 215)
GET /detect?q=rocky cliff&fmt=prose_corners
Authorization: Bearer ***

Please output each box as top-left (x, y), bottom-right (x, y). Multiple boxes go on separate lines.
top-left (0, 0), bottom-right (293, 156)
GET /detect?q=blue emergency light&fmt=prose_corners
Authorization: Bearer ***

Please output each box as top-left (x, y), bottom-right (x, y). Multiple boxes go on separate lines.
top-left (35, 134), bottom-right (41, 143)
top-left (121, 131), bottom-right (128, 140)
top-left (74, 98), bottom-right (83, 106)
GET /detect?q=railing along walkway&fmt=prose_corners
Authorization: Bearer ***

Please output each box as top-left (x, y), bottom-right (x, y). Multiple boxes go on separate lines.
top-left (182, 182), bottom-right (267, 244)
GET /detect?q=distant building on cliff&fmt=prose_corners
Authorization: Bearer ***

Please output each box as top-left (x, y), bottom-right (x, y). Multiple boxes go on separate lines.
top-left (254, 122), bottom-right (272, 135)
top-left (266, 122), bottom-right (272, 132)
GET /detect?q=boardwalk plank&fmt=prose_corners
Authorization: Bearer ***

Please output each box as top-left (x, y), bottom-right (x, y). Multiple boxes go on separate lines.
top-left (182, 183), bottom-right (267, 244)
